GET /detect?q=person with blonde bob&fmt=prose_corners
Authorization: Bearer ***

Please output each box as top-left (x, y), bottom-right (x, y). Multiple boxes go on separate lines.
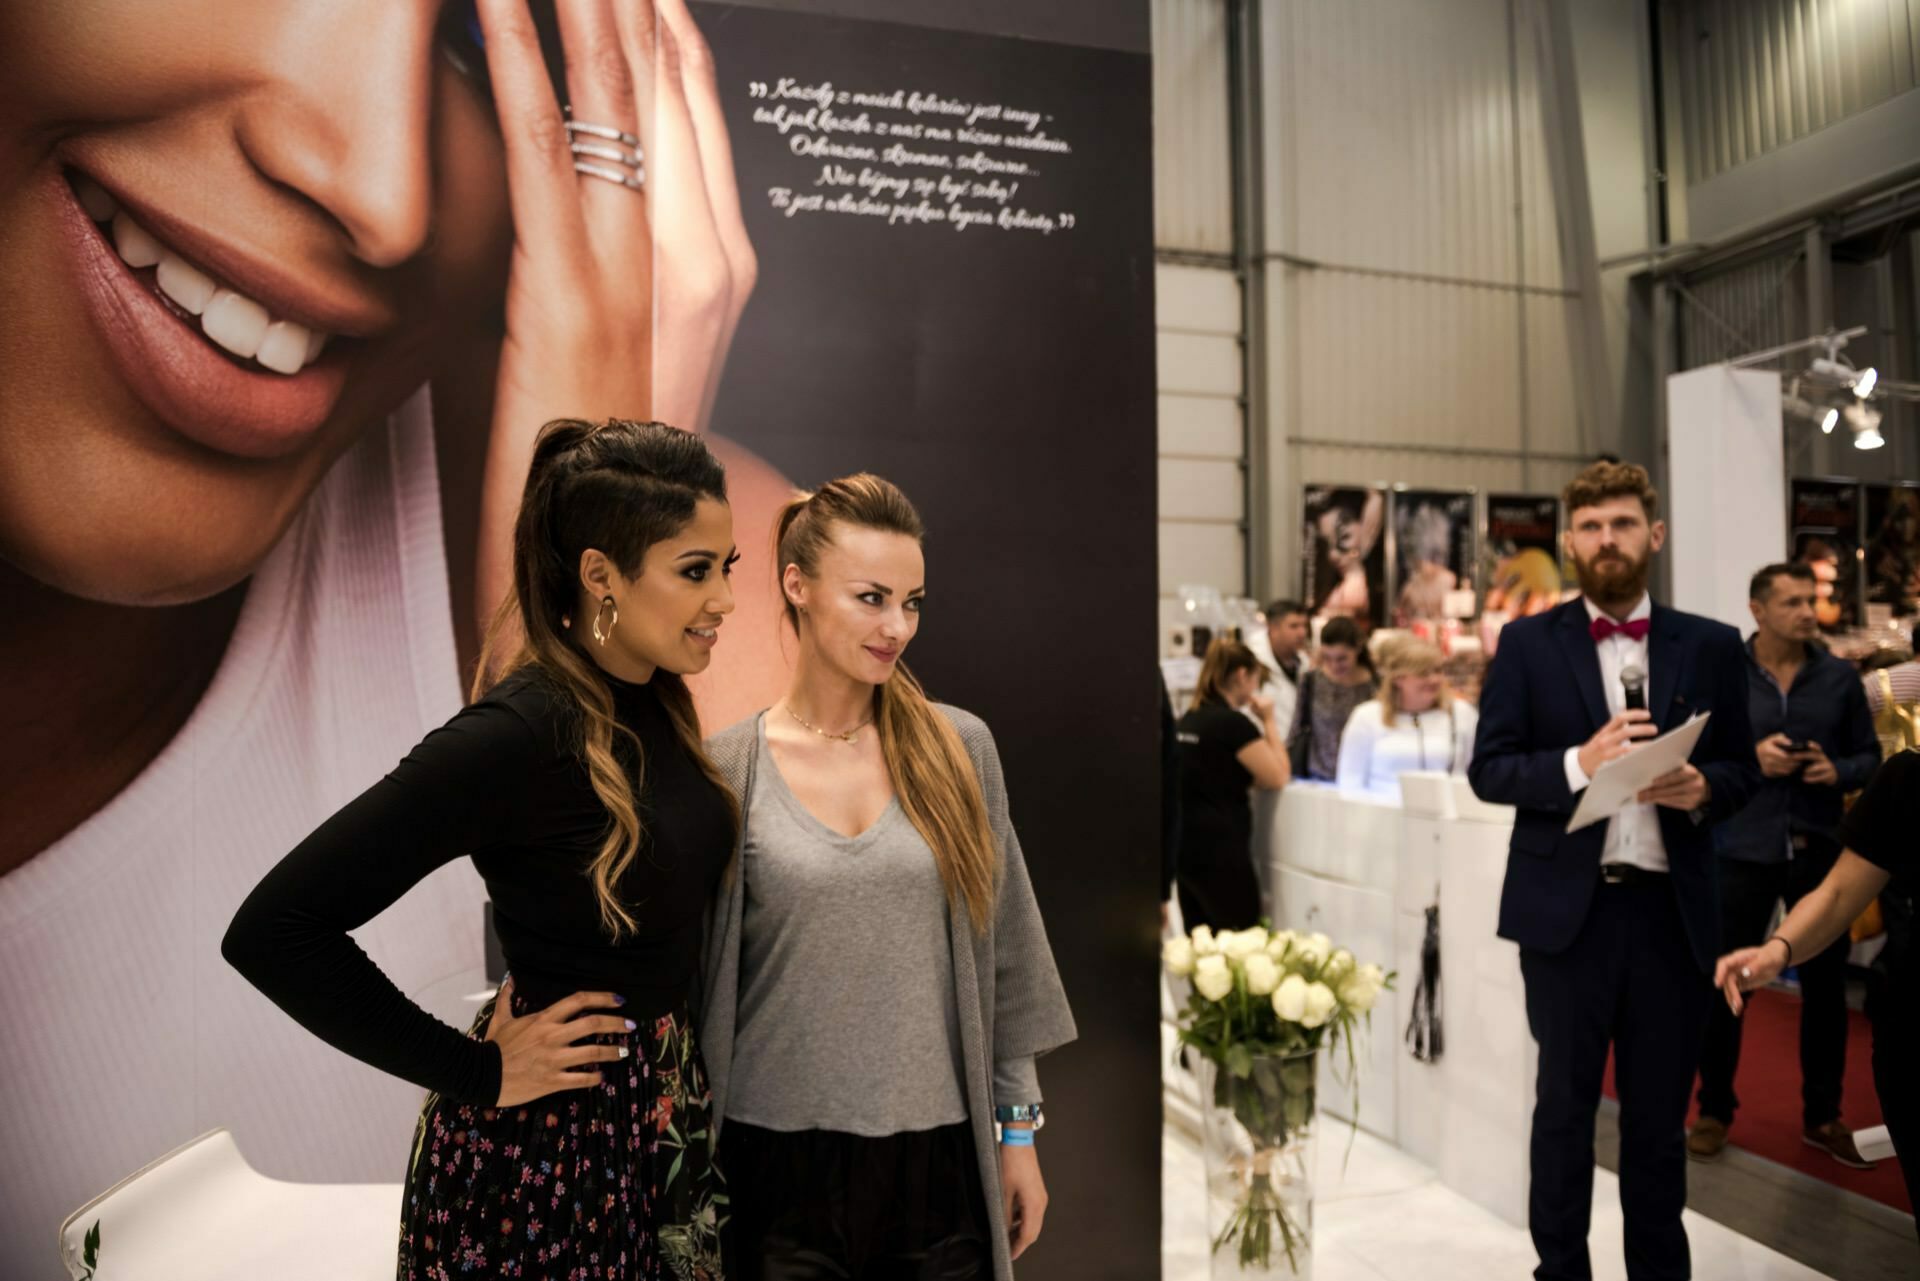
top-left (1169, 638), bottom-right (1291, 931)
top-left (699, 474), bottom-right (1076, 1281)
top-left (1336, 637), bottom-right (1478, 799)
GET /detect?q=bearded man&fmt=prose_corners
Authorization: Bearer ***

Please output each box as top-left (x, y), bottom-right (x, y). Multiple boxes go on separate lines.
top-left (1468, 460), bottom-right (1760, 1281)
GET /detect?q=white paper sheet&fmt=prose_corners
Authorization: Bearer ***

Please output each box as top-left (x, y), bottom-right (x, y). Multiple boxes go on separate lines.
top-left (1565, 713), bottom-right (1712, 834)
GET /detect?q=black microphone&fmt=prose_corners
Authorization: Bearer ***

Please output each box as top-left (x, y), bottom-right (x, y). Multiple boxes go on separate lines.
top-left (1620, 664), bottom-right (1647, 713)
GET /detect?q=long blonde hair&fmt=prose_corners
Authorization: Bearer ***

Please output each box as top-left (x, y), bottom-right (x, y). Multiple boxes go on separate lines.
top-left (1376, 637), bottom-right (1454, 717)
top-left (774, 474), bottom-right (998, 932)
top-left (473, 419), bottom-right (740, 940)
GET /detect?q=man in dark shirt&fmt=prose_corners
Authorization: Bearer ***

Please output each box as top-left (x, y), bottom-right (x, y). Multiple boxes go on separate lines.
top-left (1689, 563), bottom-right (1881, 1166)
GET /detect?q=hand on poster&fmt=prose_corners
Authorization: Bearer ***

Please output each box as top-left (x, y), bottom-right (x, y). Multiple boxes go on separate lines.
top-left (474, 0), bottom-right (757, 621)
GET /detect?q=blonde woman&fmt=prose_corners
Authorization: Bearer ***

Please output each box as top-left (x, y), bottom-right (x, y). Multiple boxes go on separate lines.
top-left (700, 474), bottom-right (1075, 1281)
top-left (1336, 638), bottom-right (1478, 799)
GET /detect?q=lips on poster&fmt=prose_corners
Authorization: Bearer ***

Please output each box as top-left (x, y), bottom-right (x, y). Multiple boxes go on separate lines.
top-left (0, 1), bottom-right (1155, 1270)
top-left (1484, 493), bottom-right (1564, 619)
top-left (1303, 485), bottom-right (1387, 627)
top-left (1789, 479), bottom-right (1863, 632)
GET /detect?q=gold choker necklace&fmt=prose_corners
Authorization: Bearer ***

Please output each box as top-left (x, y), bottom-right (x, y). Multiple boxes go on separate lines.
top-left (786, 703), bottom-right (874, 744)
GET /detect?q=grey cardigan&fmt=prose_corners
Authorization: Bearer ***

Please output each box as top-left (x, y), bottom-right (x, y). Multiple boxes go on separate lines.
top-left (698, 704), bottom-right (1077, 1281)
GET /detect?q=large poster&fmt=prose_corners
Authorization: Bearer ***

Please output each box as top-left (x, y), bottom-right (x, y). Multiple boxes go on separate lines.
top-left (1789, 479), bottom-right (1864, 632)
top-left (1484, 493), bottom-right (1564, 619)
top-left (0, 2), bottom-right (1157, 1273)
top-left (1391, 488), bottom-right (1476, 626)
top-left (1302, 485), bottom-right (1388, 627)
top-left (1864, 483), bottom-right (1920, 619)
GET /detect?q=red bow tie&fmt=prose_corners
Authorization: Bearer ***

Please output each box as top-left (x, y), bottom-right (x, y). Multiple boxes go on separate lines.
top-left (1590, 616), bottom-right (1650, 643)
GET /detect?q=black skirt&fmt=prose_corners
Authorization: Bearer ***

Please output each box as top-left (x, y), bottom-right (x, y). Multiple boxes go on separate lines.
top-left (397, 987), bottom-right (727, 1279)
top-left (720, 1119), bottom-right (990, 1280)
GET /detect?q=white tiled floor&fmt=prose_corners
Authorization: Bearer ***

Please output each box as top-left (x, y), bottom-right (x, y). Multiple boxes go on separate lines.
top-left (1162, 1117), bottom-right (1836, 1281)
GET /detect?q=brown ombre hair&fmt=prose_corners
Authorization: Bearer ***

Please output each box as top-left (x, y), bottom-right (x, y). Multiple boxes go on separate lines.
top-left (773, 475), bottom-right (998, 933)
top-left (473, 419), bottom-right (739, 940)
top-left (1191, 637), bottom-right (1268, 712)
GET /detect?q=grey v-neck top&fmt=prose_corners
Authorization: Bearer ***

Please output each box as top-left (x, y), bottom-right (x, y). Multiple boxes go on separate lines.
top-left (725, 717), bottom-right (1037, 1134)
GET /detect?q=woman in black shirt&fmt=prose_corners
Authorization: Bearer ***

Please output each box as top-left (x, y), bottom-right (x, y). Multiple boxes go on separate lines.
top-left (1172, 639), bottom-right (1291, 931)
top-left (224, 419), bottom-right (741, 1278)
top-left (1717, 749), bottom-right (1919, 1233)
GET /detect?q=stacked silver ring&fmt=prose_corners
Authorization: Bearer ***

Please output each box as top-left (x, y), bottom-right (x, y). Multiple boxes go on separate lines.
top-left (566, 118), bottom-right (645, 191)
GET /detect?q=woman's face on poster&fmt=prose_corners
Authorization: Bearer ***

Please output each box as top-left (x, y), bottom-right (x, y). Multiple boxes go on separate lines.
top-left (0, 0), bottom-right (512, 606)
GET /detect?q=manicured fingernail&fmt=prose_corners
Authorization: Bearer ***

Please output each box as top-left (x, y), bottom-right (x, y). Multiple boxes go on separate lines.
top-left (613, 994), bottom-right (627, 1006)
top-left (624, 1019), bottom-right (637, 1031)
top-left (618, 1045), bottom-right (630, 1058)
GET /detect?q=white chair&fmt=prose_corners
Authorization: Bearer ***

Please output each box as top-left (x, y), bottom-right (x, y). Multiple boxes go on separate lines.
top-left (59, 1129), bottom-right (401, 1280)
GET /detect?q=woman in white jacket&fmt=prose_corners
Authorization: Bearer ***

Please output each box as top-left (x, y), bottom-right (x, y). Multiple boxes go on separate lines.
top-left (1337, 639), bottom-right (1477, 800)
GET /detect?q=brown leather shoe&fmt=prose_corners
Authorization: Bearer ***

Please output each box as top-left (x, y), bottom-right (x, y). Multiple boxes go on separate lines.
top-left (1803, 1122), bottom-right (1877, 1170)
top-left (1686, 1116), bottom-right (1729, 1162)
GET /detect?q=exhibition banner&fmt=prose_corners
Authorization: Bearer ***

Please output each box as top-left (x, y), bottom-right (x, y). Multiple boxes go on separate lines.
top-left (1390, 488), bottom-right (1476, 626)
top-left (1302, 485), bottom-right (1388, 627)
top-left (1484, 493), bottom-right (1564, 619)
top-left (0, 2), bottom-right (1157, 1273)
top-left (1864, 483), bottom-right (1920, 619)
top-left (1789, 478), bottom-right (1864, 631)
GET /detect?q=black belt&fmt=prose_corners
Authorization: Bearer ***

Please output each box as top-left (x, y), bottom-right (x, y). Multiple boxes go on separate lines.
top-left (1599, 863), bottom-right (1668, 886)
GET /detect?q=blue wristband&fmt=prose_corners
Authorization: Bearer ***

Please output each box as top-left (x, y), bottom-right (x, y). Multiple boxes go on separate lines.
top-left (999, 1125), bottom-right (1035, 1148)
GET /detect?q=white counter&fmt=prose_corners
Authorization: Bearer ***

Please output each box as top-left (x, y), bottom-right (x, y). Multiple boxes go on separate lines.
top-left (1256, 776), bottom-right (1536, 1228)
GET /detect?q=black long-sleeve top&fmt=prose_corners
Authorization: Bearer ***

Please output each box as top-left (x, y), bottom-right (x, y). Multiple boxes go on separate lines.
top-left (222, 666), bottom-right (734, 1106)
top-left (1715, 638), bottom-right (1881, 862)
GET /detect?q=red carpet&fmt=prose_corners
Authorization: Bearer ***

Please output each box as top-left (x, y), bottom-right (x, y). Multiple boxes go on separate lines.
top-left (1604, 986), bottom-right (1909, 1213)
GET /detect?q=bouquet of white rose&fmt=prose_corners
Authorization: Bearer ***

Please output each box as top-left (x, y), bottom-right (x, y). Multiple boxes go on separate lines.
top-left (1164, 923), bottom-right (1392, 1275)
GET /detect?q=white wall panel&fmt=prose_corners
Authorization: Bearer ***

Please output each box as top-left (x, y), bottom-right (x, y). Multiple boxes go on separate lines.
top-left (1159, 394), bottom-right (1242, 457)
top-left (1291, 270), bottom-right (1523, 455)
top-left (1157, 331), bottom-right (1243, 397)
top-left (1159, 520), bottom-right (1244, 596)
top-left (1274, 0), bottom-right (1522, 286)
top-left (1523, 294), bottom-right (1584, 462)
top-left (1151, 0), bottom-right (1234, 255)
top-left (1156, 262), bottom-right (1242, 333)
top-left (1159, 458), bottom-right (1245, 522)
top-left (1292, 445), bottom-right (1526, 495)
top-left (1677, 0), bottom-right (1920, 183)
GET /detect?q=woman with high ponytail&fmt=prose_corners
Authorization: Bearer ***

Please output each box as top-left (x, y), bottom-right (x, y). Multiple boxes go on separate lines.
top-left (699, 474), bottom-right (1077, 1281)
top-left (225, 419), bottom-right (741, 1278)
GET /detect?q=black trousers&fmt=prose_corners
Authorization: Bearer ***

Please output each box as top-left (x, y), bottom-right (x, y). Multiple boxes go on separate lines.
top-left (1868, 979), bottom-right (1920, 1243)
top-left (1176, 833), bottom-right (1262, 933)
top-left (1520, 875), bottom-right (1713, 1281)
top-left (720, 1119), bottom-right (992, 1281)
top-left (1696, 847), bottom-right (1849, 1129)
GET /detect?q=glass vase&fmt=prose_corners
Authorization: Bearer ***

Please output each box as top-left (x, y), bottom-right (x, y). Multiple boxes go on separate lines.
top-left (1198, 1049), bottom-right (1317, 1279)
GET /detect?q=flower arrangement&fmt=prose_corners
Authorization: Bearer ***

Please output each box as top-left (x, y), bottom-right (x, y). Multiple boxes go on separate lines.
top-left (1165, 924), bottom-right (1392, 1274)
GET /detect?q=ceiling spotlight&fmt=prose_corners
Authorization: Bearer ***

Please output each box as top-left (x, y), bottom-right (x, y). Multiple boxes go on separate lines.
top-left (1853, 366), bottom-right (1878, 398)
top-left (1855, 427), bottom-right (1885, 450)
top-left (1821, 408), bottom-right (1839, 434)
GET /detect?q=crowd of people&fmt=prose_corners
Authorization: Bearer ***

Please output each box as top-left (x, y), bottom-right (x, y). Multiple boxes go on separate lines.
top-left (1165, 460), bottom-right (1920, 1270)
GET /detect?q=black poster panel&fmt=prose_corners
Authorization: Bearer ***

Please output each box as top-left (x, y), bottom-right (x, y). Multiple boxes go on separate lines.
top-left (1391, 489), bottom-right (1475, 626)
top-left (1485, 493), bottom-right (1564, 619)
top-left (1864, 483), bottom-right (1920, 619)
top-left (695, 7), bottom-right (1160, 1274)
top-left (1302, 485), bottom-right (1387, 628)
top-left (1790, 479), bottom-right (1863, 632)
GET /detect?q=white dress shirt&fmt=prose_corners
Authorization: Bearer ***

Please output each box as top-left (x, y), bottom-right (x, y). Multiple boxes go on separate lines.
top-left (1245, 628), bottom-right (1309, 734)
top-left (1562, 594), bottom-right (1669, 872)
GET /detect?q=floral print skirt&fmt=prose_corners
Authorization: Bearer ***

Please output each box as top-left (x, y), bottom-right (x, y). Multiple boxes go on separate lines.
top-left (397, 988), bottom-right (726, 1280)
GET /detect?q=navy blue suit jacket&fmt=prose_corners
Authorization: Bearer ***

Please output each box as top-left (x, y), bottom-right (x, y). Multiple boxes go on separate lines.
top-left (1467, 598), bottom-right (1759, 973)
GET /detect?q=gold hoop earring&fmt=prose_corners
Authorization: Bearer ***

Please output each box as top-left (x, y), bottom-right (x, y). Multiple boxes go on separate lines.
top-left (592, 595), bottom-right (617, 646)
